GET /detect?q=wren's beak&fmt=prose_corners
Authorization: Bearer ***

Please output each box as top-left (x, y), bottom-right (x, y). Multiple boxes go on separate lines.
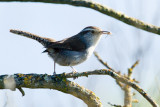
top-left (101, 31), bottom-right (111, 35)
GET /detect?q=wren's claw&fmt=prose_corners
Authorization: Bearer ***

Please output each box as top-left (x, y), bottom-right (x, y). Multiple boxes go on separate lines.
top-left (70, 66), bottom-right (78, 79)
top-left (53, 71), bottom-right (56, 76)
top-left (70, 66), bottom-right (77, 73)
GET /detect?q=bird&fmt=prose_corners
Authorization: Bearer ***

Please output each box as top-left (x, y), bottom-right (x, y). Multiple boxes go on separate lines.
top-left (10, 26), bottom-right (111, 74)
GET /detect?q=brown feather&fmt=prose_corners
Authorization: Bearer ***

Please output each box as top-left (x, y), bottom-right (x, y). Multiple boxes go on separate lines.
top-left (48, 34), bottom-right (86, 51)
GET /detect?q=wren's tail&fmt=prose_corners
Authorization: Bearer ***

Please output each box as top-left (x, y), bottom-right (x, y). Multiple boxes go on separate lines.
top-left (10, 29), bottom-right (56, 47)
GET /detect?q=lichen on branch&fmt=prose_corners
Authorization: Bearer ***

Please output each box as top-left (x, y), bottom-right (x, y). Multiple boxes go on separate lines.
top-left (0, 73), bottom-right (102, 107)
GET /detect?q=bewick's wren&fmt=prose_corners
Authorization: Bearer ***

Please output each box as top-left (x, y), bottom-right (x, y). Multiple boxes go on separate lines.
top-left (10, 26), bottom-right (111, 74)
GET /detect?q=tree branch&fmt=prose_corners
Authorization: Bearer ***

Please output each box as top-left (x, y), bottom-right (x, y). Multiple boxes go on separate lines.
top-left (1, 0), bottom-right (160, 35)
top-left (0, 74), bottom-right (102, 107)
top-left (95, 52), bottom-right (156, 106)
top-left (94, 52), bottom-right (115, 72)
top-left (108, 102), bottom-right (123, 107)
top-left (17, 87), bottom-right (25, 96)
top-left (62, 69), bottom-right (158, 107)
top-left (1, 69), bottom-right (157, 106)
top-left (124, 60), bottom-right (139, 107)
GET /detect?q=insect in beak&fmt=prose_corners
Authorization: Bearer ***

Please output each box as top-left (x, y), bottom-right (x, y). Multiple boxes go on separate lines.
top-left (102, 31), bottom-right (111, 35)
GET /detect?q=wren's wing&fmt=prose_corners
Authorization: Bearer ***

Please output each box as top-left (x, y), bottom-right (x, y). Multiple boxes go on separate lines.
top-left (10, 29), bottom-right (56, 47)
top-left (48, 35), bottom-right (87, 51)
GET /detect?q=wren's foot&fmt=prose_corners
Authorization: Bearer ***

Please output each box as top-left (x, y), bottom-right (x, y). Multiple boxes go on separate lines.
top-left (53, 62), bottom-right (57, 75)
top-left (70, 66), bottom-right (77, 73)
top-left (70, 66), bottom-right (78, 79)
top-left (53, 72), bottom-right (56, 76)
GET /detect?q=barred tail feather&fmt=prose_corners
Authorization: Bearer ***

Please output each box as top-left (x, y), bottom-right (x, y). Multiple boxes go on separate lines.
top-left (10, 29), bottom-right (55, 47)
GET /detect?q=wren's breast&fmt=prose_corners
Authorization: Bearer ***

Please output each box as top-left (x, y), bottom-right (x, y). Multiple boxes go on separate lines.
top-left (48, 49), bottom-right (89, 66)
top-left (86, 45), bottom-right (96, 58)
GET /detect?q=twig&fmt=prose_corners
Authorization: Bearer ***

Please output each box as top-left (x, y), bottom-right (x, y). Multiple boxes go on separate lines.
top-left (116, 79), bottom-right (125, 90)
top-left (94, 52), bottom-right (115, 72)
top-left (132, 99), bottom-right (139, 103)
top-left (108, 102), bottom-right (123, 107)
top-left (17, 87), bottom-right (25, 96)
top-left (124, 60), bottom-right (139, 107)
top-left (128, 60), bottom-right (139, 78)
top-left (131, 60), bottom-right (139, 69)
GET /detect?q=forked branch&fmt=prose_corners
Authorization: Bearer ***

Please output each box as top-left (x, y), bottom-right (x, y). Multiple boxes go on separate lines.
top-left (94, 52), bottom-right (157, 107)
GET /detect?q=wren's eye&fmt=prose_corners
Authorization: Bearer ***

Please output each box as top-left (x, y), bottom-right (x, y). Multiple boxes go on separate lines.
top-left (91, 30), bottom-right (95, 33)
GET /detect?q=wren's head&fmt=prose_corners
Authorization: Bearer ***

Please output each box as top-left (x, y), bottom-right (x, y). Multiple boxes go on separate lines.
top-left (81, 26), bottom-right (110, 35)
top-left (79, 26), bottom-right (111, 48)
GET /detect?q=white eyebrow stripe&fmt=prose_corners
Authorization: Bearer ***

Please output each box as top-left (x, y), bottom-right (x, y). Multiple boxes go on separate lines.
top-left (82, 28), bottom-right (95, 31)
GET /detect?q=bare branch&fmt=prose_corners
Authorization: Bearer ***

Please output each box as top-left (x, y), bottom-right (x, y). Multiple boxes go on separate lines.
top-left (132, 99), bottom-right (139, 103)
top-left (124, 60), bottom-right (139, 107)
top-left (0, 74), bottom-right (102, 107)
top-left (128, 60), bottom-right (139, 78)
top-left (124, 85), bottom-right (132, 107)
top-left (93, 53), bottom-right (156, 106)
top-left (1, 0), bottom-right (160, 35)
top-left (94, 52), bottom-right (115, 72)
top-left (18, 87), bottom-right (25, 96)
top-left (108, 102), bottom-right (123, 107)
top-left (63, 70), bottom-right (158, 107)
top-left (131, 60), bottom-right (139, 70)
top-left (116, 79), bottom-right (125, 90)
top-left (0, 69), bottom-right (158, 106)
